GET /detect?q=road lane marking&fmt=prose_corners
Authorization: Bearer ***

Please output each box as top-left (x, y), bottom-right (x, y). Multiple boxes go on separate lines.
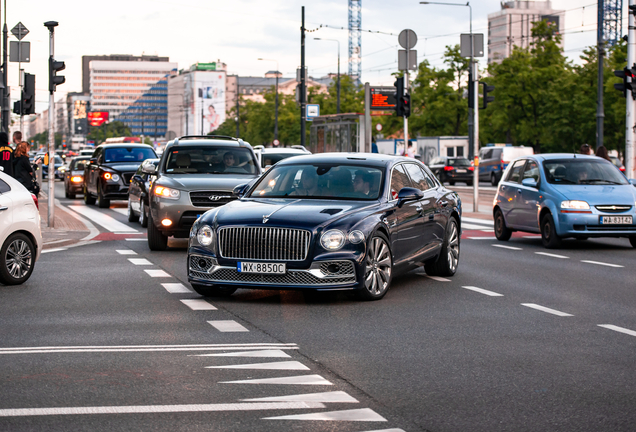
top-left (263, 408), bottom-right (387, 422)
top-left (162, 283), bottom-right (192, 293)
top-left (116, 249), bottom-right (137, 255)
top-left (68, 205), bottom-right (138, 233)
top-left (195, 349), bottom-right (291, 358)
top-left (145, 269), bottom-right (171, 277)
top-left (207, 361), bottom-right (309, 370)
top-left (220, 374), bottom-right (332, 385)
top-left (521, 303), bottom-right (573, 317)
top-left (42, 248), bottom-right (67, 254)
top-left (125, 238), bottom-right (147, 241)
top-left (463, 223), bottom-right (493, 230)
top-left (356, 429), bottom-right (406, 432)
top-left (535, 252), bottom-right (569, 259)
top-left (128, 258), bottom-right (152, 265)
top-left (208, 320), bottom-right (249, 332)
top-left (111, 208), bottom-right (127, 216)
top-left (492, 244), bottom-right (522, 250)
top-left (461, 217), bottom-right (494, 226)
top-left (468, 237), bottom-right (496, 240)
top-left (242, 391), bottom-right (358, 403)
top-left (580, 260), bottom-right (623, 268)
top-left (598, 324), bottom-right (636, 337)
top-left (0, 343), bottom-right (299, 355)
top-left (426, 275), bottom-right (450, 282)
top-left (462, 286), bottom-right (504, 297)
top-left (523, 235), bottom-right (541, 239)
top-left (0, 402), bottom-right (325, 417)
top-left (480, 229), bottom-right (495, 232)
top-left (180, 299), bottom-right (217, 310)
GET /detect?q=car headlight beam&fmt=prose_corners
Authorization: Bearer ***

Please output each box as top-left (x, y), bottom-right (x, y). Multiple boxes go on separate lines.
top-left (154, 186), bottom-right (180, 199)
top-left (197, 225), bottom-right (214, 246)
top-left (321, 229), bottom-right (345, 250)
top-left (561, 200), bottom-right (590, 210)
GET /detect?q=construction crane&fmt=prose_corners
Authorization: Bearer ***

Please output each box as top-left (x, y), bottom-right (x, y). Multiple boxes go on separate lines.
top-left (348, 0), bottom-right (361, 83)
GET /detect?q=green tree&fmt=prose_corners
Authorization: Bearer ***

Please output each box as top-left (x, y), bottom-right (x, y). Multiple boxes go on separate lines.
top-left (87, 121), bottom-right (132, 144)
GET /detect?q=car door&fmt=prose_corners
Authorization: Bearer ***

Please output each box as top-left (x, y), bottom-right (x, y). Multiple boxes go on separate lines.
top-left (388, 164), bottom-right (424, 266)
top-left (478, 148), bottom-right (492, 181)
top-left (515, 160), bottom-right (541, 232)
top-left (499, 159), bottom-right (527, 228)
top-left (0, 178), bottom-right (13, 241)
top-left (87, 148), bottom-right (101, 194)
top-left (403, 163), bottom-right (439, 256)
top-left (129, 165), bottom-right (144, 212)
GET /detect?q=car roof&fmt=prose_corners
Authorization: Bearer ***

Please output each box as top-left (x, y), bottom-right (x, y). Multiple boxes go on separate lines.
top-left (274, 152), bottom-right (409, 168)
top-left (98, 144), bottom-right (155, 149)
top-left (164, 135), bottom-right (252, 151)
top-left (532, 153), bottom-right (607, 162)
top-left (260, 148), bottom-right (309, 154)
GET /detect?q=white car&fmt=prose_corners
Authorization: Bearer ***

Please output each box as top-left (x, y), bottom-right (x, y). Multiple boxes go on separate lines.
top-left (0, 172), bottom-right (42, 285)
top-left (253, 145), bottom-right (311, 169)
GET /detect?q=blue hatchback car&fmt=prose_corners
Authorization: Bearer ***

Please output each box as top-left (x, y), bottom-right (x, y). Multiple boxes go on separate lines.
top-left (493, 154), bottom-right (636, 248)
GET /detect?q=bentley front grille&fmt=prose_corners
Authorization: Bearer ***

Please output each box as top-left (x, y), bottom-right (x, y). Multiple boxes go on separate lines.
top-left (219, 227), bottom-right (311, 261)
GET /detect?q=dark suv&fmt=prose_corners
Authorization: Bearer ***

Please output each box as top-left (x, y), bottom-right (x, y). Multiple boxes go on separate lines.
top-left (83, 144), bottom-right (158, 208)
top-left (147, 136), bottom-right (261, 251)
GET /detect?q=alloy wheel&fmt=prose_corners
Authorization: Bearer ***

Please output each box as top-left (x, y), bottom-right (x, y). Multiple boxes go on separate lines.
top-left (364, 236), bottom-right (392, 296)
top-left (6, 239), bottom-right (32, 279)
top-left (446, 221), bottom-right (459, 273)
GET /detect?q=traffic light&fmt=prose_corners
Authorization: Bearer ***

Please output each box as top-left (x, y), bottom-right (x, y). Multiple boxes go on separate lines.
top-left (394, 76), bottom-right (404, 116)
top-left (614, 65), bottom-right (636, 99)
top-left (49, 57), bottom-right (65, 92)
top-left (22, 73), bottom-right (35, 115)
top-left (13, 100), bottom-right (22, 115)
top-left (400, 94), bottom-right (411, 117)
top-left (480, 81), bottom-right (495, 109)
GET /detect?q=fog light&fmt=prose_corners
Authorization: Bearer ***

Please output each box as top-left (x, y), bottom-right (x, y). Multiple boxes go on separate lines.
top-left (161, 219), bottom-right (172, 227)
top-left (327, 264), bottom-right (340, 274)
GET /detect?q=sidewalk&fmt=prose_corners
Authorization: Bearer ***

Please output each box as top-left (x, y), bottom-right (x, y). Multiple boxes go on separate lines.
top-left (38, 193), bottom-right (93, 250)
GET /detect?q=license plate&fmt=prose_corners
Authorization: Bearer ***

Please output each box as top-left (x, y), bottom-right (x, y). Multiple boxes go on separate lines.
top-left (600, 216), bottom-right (633, 225)
top-left (456, 169), bottom-right (467, 173)
top-left (238, 262), bottom-right (286, 274)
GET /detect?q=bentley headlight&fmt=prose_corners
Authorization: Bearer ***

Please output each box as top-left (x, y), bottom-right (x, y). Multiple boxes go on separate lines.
top-left (348, 230), bottom-right (365, 244)
top-left (321, 229), bottom-right (345, 250)
top-left (155, 185), bottom-right (180, 199)
top-left (197, 225), bottom-right (214, 246)
top-left (561, 200), bottom-right (590, 210)
top-left (111, 173), bottom-right (120, 182)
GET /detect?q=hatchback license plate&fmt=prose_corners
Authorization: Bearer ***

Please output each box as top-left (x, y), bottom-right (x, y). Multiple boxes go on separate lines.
top-left (238, 262), bottom-right (286, 274)
top-left (456, 169), bottom-right (467, 173)
top-left (600, 216), bottom-right (633, 225)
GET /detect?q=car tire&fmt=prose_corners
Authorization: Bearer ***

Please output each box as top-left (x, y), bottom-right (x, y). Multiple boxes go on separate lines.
top-left (425, 217), bottom-right (460, 277)
top-left (491, 173), bottom-right (498, 186)
top-left (139, 200), bottom-right (148, 228)
top-left (356, 232), bottom-right (393, 301)
top-left (0, 233), bottom-right (35, 286)
top-left (494, 208), bottom-right (512, 241)
top-left (541, 213), bottom-right (562, 249)
top-left (629, 236), bottom-right (636, 248)
top-left (83, 185), bottom-right (96, 205)
top-left (127, 198), bottom-right (138, 223)
top-left (97, 183), bottom-right (110, 208)
top-left (466, 180), bottom-right (473, 186)
top-left (191, 283), bottom-right (237, 297)
top-left (147, 211), bottom-right (168, 251)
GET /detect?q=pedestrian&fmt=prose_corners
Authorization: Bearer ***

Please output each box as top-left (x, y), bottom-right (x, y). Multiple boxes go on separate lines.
top-left (12, 131), bottom-right (22, 149)
top-left (13, 141), bottom-right (38, 194)
top-left (406, 142), bottom-right (415, 158)
top-left (579, 143), bottom-right (591, 155)
top-left (0, 132), bottom-right (14, 176)
top-left (595, 145), bottom-right (611, 161)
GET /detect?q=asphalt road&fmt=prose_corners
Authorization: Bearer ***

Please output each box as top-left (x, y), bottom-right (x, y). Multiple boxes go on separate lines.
top-left (0, 182), bottom-right (634, 432)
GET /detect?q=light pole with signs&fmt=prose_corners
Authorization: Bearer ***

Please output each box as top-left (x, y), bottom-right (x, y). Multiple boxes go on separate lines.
top-left (397, 29), bottom-right (417, 148)
top-left (10, 22), bottom-right (30, 135)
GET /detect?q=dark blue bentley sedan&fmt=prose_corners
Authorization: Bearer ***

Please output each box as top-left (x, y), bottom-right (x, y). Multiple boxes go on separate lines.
top-left (187, 153), bottom-right (462, 300)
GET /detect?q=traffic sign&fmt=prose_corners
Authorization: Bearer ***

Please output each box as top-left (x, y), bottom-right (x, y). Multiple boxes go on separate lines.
top-left (398, 29), bottom-right (417, 50)
top-left (11, 22), bottom-right (29, 41)
top-left (306, 104), bottom-right (320, 121)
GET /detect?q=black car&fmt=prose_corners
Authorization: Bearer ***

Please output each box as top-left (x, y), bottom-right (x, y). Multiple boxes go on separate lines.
top-left (428, 156), bottom-right (474, 186)
top-left (83, 144), bottom-right (157, 208)
top-left (187, 153), bottom-right (462, 300)
top-left (127, 158), bottom-right (160, 227)
top-left (64, 156), bottom-right (90, 199)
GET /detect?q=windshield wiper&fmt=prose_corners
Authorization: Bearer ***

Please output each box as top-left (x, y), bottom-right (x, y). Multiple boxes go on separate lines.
top-left (579, 179), bottom-right (623, 185)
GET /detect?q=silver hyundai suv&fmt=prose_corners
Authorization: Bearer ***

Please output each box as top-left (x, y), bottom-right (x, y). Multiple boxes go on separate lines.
top-left (146, 135), bottom-right (261, 250)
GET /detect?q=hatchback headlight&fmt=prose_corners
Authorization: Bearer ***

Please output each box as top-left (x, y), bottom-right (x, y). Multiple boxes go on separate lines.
top-left (197, 225), bottom-right (214, 246)
top-left (321, 229), bottom-right (345, 250)
top-left (154, 186), bottom-right (180, 199)
top-left (561, 200), bottom-right (590, 210)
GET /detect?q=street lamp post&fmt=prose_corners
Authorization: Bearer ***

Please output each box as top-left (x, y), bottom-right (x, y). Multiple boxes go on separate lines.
top-left (420, 1), bottom-right (479, 211)
top-left (258, 58), bottom-right (279, 142)
top-left (314, 38), bottom-right (340, 114)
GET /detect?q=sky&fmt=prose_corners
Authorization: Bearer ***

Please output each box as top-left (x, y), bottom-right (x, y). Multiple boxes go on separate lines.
top-left (6, 0), bottom-right (603, 114)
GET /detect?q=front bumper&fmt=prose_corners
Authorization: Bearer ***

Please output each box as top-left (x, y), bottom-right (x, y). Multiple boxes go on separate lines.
top-left (557, 210), bottom-right (636, 238)
top-left (151, 195), bottom-right (235, 237)
top-left (187, 253), bottom-right (359, 291)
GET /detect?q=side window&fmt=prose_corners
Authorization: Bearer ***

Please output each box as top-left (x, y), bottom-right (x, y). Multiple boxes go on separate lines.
top-left (493, 149), bottom-right (502, 160)
top-left (389, 165), bottom-right (412, 200)
top-left (0, 178), bottom-right (11, 193)
top-left (404, 163), bottom-right (430, 191)
top-left (95, 148), bottom-right (103, 164)
top-left (482, 149), bottom-right (493, 160)
top-left (522, 161), bottom-right (539, 182)
top-left (506, 159), bottom-right (526, 183)
top-left (420, 166), bottom-right (437, 189)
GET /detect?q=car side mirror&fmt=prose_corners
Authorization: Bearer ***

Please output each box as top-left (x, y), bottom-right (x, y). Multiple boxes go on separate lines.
top-left (521, 178), bottom-right (538, 188)
top-left (629, 179), bottom-right (636, 187)
top-left (89, 158), bottom-right (97, 164)
top-left (397, 187), bottom-right (423, 208)
top-left (233, 183), bottom-right (249, 198)
top-left (142, 164), bottom-right (157, 175)
top-left (133, 174), bottom-right (144, 183)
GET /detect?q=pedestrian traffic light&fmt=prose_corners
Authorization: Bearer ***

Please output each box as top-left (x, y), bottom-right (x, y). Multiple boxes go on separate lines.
top-left (480, 81), bottom-right (495, 109)
top-left (22, 73), bottom-right (35, 115)
top-left (394, 76), bottom-right (405, 116)
top-left (614, 65), bottom-right (636, 99)
top-left (49, 57), bottom-right (65, 92)
top-left (13, 100), bottom-right (22, 115)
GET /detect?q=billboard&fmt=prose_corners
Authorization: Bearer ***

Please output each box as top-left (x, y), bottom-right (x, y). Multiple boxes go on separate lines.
top-left (184, 71), bottom-right (226, 135)
top-left (74, 100), bottom-right (87, 119)
top-left (370, 87), bottom-right (396, 111)
top-left (88, 111), bottom-right (109, 127)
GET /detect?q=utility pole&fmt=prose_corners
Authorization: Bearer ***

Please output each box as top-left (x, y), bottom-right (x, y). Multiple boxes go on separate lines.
top-left (2, 14), bottom-right (9, 132)
top-left (45, 21), bottom-right (63, 228)
top-left (626, 0), bottom-right (636, 179)
top-left (300, 6), bottom-right (307, 147)
top-left (235, 82), bottom-right (240, 138)
top-left (597, 0), bottom-right (605, 150)
top-left (201, 103), bottom-right (204, 135)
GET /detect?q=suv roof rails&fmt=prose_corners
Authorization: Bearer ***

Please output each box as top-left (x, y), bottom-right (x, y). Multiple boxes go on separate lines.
top-left (253, 145), bottom-right (265, 150)
top-left (173, 135), bottom-right (247, 147)
top-left (290, 145), bottom-right (310, 152)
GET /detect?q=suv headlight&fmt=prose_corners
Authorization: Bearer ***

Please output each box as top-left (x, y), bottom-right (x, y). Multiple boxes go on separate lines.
top-left (561, 200), bottom-right (590, 210)
top-left (197, 225), bottom-right (214, 247)
top-left (103, 172), bottom-right (120, 182)
top-left (154, 185), bottom-right (180, 199)
top-left (321, 229), bottom-right (345, 250)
